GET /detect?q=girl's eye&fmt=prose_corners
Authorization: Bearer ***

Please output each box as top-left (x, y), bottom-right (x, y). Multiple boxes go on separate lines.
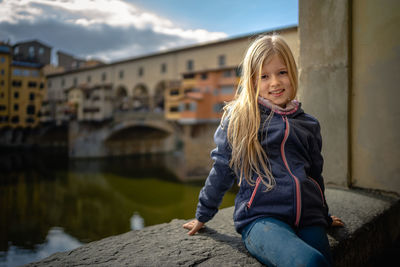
top-left (261, 74), bottom-right (268, 79)
top-left (279, 70), bottom-right (288, 75)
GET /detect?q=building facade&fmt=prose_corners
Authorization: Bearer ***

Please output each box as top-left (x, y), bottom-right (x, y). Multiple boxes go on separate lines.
top-left (0, 45), bottom-right (12, 127)
top-left (0, 44), bottom-right (46, 128)
top-left (66, 84), bottom-right (113, 122)
top-left (165, 67), bottom-right (240, 123)
top-left (13, 40), bottom-right (52, 66)
top-left (45, 26), bottom-right (298, 124)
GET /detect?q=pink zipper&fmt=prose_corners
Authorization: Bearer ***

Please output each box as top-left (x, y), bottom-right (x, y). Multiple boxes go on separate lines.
top-left (247, 176), bottom-right (262, 209)
top-left (308, 176), bottom-right (325, 207)
top-left (281, 116), bottom-right (302, 227)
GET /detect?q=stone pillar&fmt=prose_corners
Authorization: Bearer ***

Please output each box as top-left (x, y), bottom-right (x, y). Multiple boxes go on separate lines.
top-left (298, 0), bottom-right (350, 187)
top-left (351, 0), bottom-right (400, 194)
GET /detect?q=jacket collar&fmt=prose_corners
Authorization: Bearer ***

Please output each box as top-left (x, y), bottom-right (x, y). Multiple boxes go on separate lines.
top-left (257, 97), bottom-right (302, 116)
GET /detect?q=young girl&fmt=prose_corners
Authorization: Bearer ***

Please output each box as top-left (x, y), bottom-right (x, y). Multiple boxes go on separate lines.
top-left (183, 34), bottom-right (344, 267)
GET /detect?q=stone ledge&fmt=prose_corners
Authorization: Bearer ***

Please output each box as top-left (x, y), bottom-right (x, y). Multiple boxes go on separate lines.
top-left (24, 188), bottom-right (400, 267)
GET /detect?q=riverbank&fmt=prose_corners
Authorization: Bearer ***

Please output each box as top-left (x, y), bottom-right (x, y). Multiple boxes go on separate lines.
top-left (24, 187), bottom-right (400, 267)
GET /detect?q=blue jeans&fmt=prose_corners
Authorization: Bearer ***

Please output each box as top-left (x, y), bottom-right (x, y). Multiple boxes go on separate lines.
top-left (241, 217), bottom-right (332, 267)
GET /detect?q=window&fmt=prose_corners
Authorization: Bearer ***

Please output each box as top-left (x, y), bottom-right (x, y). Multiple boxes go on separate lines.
top-left (48, 81), bottom-right (52, 88)
top-left (27, 105), bottom-right (35, 115)
top-left (23, 70), bottom-right (29, 76)
top-left (201, 73), bottom-right (208, 80)
top-left (101, 72), bottom-right (107, 81)
top-left (0, 105), bottom-right (6, 111)
top-left (73, 77), bottom-right (78, 86)
top-left (28, 81), bottom-right (37, 88)
top-left (220, 85), bottom-right (234, 95)
top-left (138, 67), bottom-right (144, 77)
top-left (14, 47), bottom-right (19, 55)
top-left (183, 73), bottom-right (195, 79)
top-left (13, 69), bottom-right (22, 76)
top-left (184, 103), bottom-right (190, 111)
top-left (87, 75), bottom-right (91, 83)
top-left (39, 82), bottom-right (44, 89)
top-left (29, 93), bottom-right (35, 100)
top-left (190, 102), bottom-right (197, 111)
top-left (170, 89), bottom-right (180, 96)
top-left (11, 116), bottom-right (19, 123)
top-left (12, 80), bottom-right (22, 87)
top-left (169, 106), bottom-right (179, 112)
top-left (0, 69), bottom-right (4, 75)
top-left (14, 92), bottom-right (19, 98)
top-left (218, 55), bottom-right (226, 67)
top-left (119, 70), bottom-right (124, 79)
top-left (38, 47), bottom-right (44, 56)
top-left (83, 107), bottom-right (100, 113)
top-left (26, 117), bottom-right (35, 123)
top-left (0, 80), bottom-right (4, 86)
top-left (1, 116), bottom-right (9, 122)
top-left (61, 78), bottom-right (65, 87)
top-left (0, 57), bottom-right (5, 63)
top-left (223, 70), bottom-right (232, 77)
top-left (28, 46), bottom-right (35, 58)
top-left (187, 60), bottom-right (194, 71)
top-left (31, 70), bottom-right (39, 77)
top-left (14, 104), bottom-right (19, 111)
top-left (161, 63), bottom-right (167, 73)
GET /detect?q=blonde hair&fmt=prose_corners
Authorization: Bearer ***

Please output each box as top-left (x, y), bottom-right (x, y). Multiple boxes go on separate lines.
top-left (222, 34), bottom-right (298, 189)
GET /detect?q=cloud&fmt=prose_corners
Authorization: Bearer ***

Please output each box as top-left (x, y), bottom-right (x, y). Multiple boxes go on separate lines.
top-left (0, 0), bottom-right (227, 63)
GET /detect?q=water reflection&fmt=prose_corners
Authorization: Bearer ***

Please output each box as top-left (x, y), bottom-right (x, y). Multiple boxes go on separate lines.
top-left (0, 150), bottom-right (237, 266)
top-left (0, 227), bottom-right (82, 267)
top-left (130, 212), bottom-right (144, 230)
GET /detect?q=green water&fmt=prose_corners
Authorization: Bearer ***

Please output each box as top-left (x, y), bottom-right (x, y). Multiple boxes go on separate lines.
top-left (0, 150), bottom-right (237, 266)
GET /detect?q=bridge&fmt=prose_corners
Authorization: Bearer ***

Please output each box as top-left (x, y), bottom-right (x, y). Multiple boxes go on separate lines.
top-left (68, 111), bottom-right (180, 158)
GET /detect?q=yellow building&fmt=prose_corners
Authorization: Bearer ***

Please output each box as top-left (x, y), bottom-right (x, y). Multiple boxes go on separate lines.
top-left (0, 43), bottom-right (46, 128)
top-left (0, 45), bottom-right (12, 128)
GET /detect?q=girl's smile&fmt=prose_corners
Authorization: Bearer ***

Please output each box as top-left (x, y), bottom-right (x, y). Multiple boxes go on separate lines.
top-left (258, 54), bottom-right (294, 108)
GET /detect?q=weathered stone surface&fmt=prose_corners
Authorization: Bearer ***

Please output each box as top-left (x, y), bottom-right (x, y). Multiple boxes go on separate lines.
top-left (25, 188), bottom-right (400, 267)
top-left (298, 0), bottom-right (350, 188)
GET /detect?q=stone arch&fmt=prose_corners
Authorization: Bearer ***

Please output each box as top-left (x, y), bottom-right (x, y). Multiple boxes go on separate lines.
top-left (132, 84), bottom-right (150, 111)
top-left (115, 85), bottom-right (129, 110)
top-left (153, 81), bottom-right (167, 113)
top-left (103, 121), bottom-right (175, 155)
top-left (105, 125), bottom-right (170, 142)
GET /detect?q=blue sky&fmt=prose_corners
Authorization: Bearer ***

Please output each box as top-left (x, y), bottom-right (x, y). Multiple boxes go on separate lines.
top-left (0, 0), bottom-right (298, 63)
top-left (131, 0), bottom-right (298, 35)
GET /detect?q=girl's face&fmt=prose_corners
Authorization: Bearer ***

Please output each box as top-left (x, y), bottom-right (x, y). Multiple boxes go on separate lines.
top-left (257, 54), bottom-right (293, 108)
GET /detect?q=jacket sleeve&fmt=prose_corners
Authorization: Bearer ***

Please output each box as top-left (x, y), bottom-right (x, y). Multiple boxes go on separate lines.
top-left (195, 121), bottom-right (236, 223)
top-left (310, 120), bottom-right (333, 226)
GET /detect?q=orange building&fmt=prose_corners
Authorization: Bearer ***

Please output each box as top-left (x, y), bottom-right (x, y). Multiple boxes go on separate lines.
top-left (166, 67), bottom-right (240, 123)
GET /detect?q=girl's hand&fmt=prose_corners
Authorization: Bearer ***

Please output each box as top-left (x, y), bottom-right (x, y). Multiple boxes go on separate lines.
top-left (331, 215), bottom-right (344, 227)
top-left (182, 219), bottom-right (205, 235)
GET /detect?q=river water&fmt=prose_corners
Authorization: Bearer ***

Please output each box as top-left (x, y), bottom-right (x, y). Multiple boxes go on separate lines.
top-left (0, 150), bottom-right (237, 267)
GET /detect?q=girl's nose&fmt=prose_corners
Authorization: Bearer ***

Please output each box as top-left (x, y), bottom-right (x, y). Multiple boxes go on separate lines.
top-left (270, 75), bottom-right (280, 87)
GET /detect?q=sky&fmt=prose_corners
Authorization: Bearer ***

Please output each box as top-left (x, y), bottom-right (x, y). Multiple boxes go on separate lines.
top-left (0, 0), bottom-right (298, 64)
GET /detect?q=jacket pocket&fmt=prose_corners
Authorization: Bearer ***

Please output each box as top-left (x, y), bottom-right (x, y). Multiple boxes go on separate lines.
top-left (246, 176), bottom-right (262, 209)
top-left (308, 176), bottom-right (325, 207)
